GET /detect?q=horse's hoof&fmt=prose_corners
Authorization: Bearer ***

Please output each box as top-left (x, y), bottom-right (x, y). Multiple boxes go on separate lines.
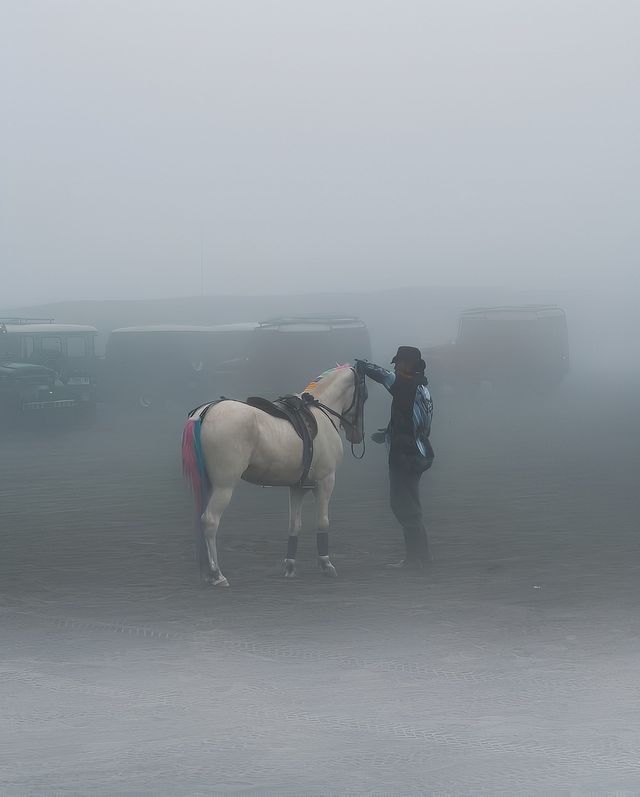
top-left (319, 558), bottom-right (338, 578)
top-left (284, 559), bottom-right (297, 579)
top-left (209, 574), bottom-right (230, 587)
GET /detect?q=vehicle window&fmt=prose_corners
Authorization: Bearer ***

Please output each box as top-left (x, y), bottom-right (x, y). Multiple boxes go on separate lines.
top-left (41, 337), bottom-right (63, 353)
top-left (0, 334), bottom-right (18, 360)
top-left (66, 336), bottom-right (87, 358)
top-left (22, 336), bottom-right (35, 360)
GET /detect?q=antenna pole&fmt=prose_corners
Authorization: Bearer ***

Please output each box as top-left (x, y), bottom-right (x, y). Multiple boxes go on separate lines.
top-left (200, 234), bottom-right (204, 298)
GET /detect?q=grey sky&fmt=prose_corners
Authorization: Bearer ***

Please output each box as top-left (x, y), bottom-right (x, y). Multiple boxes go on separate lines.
top-left (1, 0), bottom-right (638, 305)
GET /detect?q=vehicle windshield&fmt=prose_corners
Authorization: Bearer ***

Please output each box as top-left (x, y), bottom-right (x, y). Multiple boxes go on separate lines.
top-left (66, 335), bottom-right (94, 358)
top-left (0, 333), bottom-right (20, 362)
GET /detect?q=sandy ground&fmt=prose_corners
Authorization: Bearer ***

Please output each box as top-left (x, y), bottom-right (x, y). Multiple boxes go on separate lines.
top-left (2, 375), bottom-right (640, 795)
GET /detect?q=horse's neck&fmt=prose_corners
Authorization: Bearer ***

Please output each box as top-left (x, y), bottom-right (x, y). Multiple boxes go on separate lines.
top-left (312, 371), bottom-right (352, 413)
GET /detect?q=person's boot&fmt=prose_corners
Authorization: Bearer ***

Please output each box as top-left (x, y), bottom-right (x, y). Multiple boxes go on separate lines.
top-left (386, 527), bottom-right (425, 570)
top-left (413, 524), bottom-right (433, 565)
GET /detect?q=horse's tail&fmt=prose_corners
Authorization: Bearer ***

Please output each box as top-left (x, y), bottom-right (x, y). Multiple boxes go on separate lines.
top-left (181, 416), bottom-right (211, 578)
top-left (182, 417), bottom-right (209, 511)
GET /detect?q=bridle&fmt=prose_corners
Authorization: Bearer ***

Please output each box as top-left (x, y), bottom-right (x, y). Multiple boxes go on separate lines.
top-left (301, 365), bottom-right (367, 459)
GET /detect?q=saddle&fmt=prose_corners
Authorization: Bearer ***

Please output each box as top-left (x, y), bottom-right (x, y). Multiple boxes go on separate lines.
top-left (246, 394), bottom-right (318, 486)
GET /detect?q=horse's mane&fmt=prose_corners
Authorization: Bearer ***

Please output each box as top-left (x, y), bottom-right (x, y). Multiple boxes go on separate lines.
top-left (304, 363), bottom-right (351, 393)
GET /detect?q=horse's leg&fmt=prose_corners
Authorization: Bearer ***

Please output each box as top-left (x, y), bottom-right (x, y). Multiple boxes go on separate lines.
top-left (202, 486), bottom-right (234, 587)
top-left (284, 486), bottom-right (306, 578)
top-left (314, 473), bottom-right (338, 578)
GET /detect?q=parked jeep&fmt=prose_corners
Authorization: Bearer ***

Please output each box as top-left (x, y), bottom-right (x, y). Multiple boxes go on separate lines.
top-left (246, 316), bottom-right (372, 395)
top-left (424, 305), bottom-right (570, 396)
top-left (104, 316), bottom-right (372, 410)
top-left (105, 324), bottom-right (258, 410)
top-left (0, 318), bottom-right (99, 420)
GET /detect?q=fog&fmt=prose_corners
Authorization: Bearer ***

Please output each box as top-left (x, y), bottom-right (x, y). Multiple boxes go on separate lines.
top-left (3, 3), bottom-right (640, 795)
top-left (2, 0), bottom-right (639, 304)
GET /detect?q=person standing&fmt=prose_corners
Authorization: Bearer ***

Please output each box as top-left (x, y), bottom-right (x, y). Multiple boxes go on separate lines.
top-left (356, 347), bottom-right (434, 569)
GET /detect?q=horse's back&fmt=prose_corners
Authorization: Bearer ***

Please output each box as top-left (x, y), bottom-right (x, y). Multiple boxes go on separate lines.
top-left (199, 400), bottom-right (260, 448)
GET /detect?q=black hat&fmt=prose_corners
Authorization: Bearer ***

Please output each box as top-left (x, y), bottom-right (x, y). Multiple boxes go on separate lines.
top-left (391, 346), bottom-right (422, 365)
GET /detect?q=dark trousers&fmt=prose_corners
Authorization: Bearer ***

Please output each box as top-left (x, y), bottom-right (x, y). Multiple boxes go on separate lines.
top-left (389, 460), bottom-right (430, 562)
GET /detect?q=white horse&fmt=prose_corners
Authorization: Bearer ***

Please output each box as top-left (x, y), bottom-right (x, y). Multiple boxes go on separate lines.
top-left (181, 364), bottom-right (367, 586)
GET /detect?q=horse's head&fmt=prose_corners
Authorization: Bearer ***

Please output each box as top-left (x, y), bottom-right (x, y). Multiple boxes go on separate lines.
top-left (341, 363), bottom-right (368, 445)
top-left (304, 363), bottom-right (368, 445)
